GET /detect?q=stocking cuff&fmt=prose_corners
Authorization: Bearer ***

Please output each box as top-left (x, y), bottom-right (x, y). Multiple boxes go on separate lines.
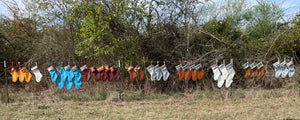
top-left (80, 65), bottom-right (87, 71)
top-left (161, 66), bottom-right (167, 71)
top-left (47, 66), bottom-right (54, 72)
top-left (182, 65), bottom-right (189, 71)
top-left (146, 65), bottom-right (153, 70)
top-left (71, 66), bottom-right (78, 71)
top-left (210, 64), bottom-right (218, 70)
top-left (242, 62), bottom-right (249, 69)
top-left (127, 66), bottom-right (134, 72)
top-left (189, 65), bottom-right (196, 71)
top-left (97, 65), bottom-right (105, 72)
top-left (110, 66), bottom-right (117, 72)
top-left (90, 66), bottom-right (96, 72)
top-left (226, 63), bottom-right (233, 70)
top-left (31, 66), bottom-right (38, 71)
top-left (64, 65), bottom-right (70, 70)
top-left (250, 63), bottom-right (256, 69)
top-left (273, 61), bottom-right (280, 68)
top-left (196, 64), bottom-right (203, 70)
top-left (134, 66), bottom-right (141, 72)
top-left (105, 66), bottom-right (110, 72)
top-left (21, 67), bottom-right (28, 73)
top-left (7, 66), bottom-right (15, 72)
top-left (218, 64), bottom-right (225, 70)
top-left (175, 64), bottom-right (182, 70)
top-left (286, 61), bottom-right (293, 67)
top-left (280, 62), bottom-right (286, 67)
top-left (256, 62), bottom-right (264, 69)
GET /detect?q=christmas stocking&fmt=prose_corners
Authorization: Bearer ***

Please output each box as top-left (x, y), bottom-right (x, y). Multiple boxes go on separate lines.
top-left (225, 63), bottom-right (235, 88)
top-left (273, 60), bottom-right (281, 78)
top-left (162, 66), bottom-right (170, 81)
top-left (8, 64), bottom-right (19, 83)
top-left (250, 63), bottom-right (258, 78)
top-left (192, 64), bottom-right (199, 81)
top-left (58, 66), bottom-right (68, 90)
top-left (197, 65), bottom-right (205, 81)
top-left (242, 62), bottom-right (251, 79)
top-left (135, 66), bottom-right (145, 81)
top-left (218, 64), bottom-right (228, 88)
top-left (95, 66), bottom-right (102, 82)
top-left (97, 65), bottom-right (105, 81)
top-left (108, 66), bottom-right (115, 82)
top-left (182, 65), bottom-right (190, 81)
top-left (109, 66), bottom-right (120, 82)
top-left (48, 66), bottom-right (58, 83)
top-left (90, 66), bottom-right (98, 81)
top-left (281, 60), bottom-right (289, 78)
top-left (80, 65), bottom-right (91, 82)
top-left (176, 64), bottom-right (183, 81)
top-left (17, 62), bottom-right (25, 82)
top-left (31, 65), bottom-right (43, 82)
top-left (65, 65), bottom-right (74, 90)
top-left (287, 58), bottom-right (295, 78)
top-left (155, 66), bottom-right (163, 81)
top-left (21, 65), bottom-right (32, 83)
top-left (211, 64), bottom-right (221, 81)
top-left (72, 66), bottom-right (82, 89)
top-left (185, 65), bottom-right (194, 81)
top-left (103, 66), bottom-right (110, 81)
top-left (113, 68), bottom-right (120, 82)
top-left (147, 65), bottom-right (156, 81)
top-left (127, 66), bottom-right (137, 82)
top-left (257, 62), bottom-right (266, 79)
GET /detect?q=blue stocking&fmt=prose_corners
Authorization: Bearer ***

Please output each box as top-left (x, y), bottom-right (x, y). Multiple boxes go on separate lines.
top-left (58, 69), bottom-right (68, 90)
top-left (66, 68), bottom-right (74, 90)
top-left (48, 66), bottom-right (58, 82)
top-left (73, 69), bottom-right (82, 89)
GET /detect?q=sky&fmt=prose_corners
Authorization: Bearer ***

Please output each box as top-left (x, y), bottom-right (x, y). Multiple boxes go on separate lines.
top-left (0, 0), bottom-right (300, 19)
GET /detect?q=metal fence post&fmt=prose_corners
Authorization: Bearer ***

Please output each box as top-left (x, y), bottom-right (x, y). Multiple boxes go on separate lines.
top-left (4, 61), bottom-right (9, 103)
top-left (118, 60), bottom-right (121, 100)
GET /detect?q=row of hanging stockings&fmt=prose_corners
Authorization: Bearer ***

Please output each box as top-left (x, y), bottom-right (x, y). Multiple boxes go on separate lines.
top-left (127, 65), bottom-right (145, 82)
top-left (273, 58), bottom-right (295, 78)
top-left (211, 59), bottom-right (235, 88)
top-left (242, 61), bottom-right (266, 79)
top-left (147, 62), bottom-right (169, 81)
top-left (48, 62), bottom-right (82, 90)
top-left (7, 62), bottom-right (43, 83)
top-left (80, 65), bottom-right (120, 82)
top-left (176, 61), bottom-right (205, 81)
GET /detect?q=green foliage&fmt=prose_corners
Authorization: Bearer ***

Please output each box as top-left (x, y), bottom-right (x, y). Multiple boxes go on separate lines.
top-left (244, 0), bottom-right (284, 40)
top-left (68, 1), bottom-right (137, 62)
top-left (0, 0), bottom-right (299, 90)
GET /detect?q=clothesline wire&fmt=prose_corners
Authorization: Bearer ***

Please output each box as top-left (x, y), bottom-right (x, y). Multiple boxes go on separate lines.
top-left (1, 57), bottom-right (294, 67)
top-left (0, 59), bottom-right (288, 64)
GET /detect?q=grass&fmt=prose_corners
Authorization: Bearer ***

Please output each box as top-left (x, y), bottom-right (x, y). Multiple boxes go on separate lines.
top-left (0, 88), bottom-right (299, 119)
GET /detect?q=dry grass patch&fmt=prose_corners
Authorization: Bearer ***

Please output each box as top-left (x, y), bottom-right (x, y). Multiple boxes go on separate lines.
top-left (1, 88), bottom-right (299, 119)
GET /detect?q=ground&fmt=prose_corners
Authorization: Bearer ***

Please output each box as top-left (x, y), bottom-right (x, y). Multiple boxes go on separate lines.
top-left (0, 88), bottom-right (299, 119)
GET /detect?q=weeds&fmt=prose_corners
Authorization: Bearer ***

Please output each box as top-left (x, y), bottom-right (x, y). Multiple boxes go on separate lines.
top-left (38, 105), bottom-right (50, 109)
top-left (123, 92), bottom-right (142, 101)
